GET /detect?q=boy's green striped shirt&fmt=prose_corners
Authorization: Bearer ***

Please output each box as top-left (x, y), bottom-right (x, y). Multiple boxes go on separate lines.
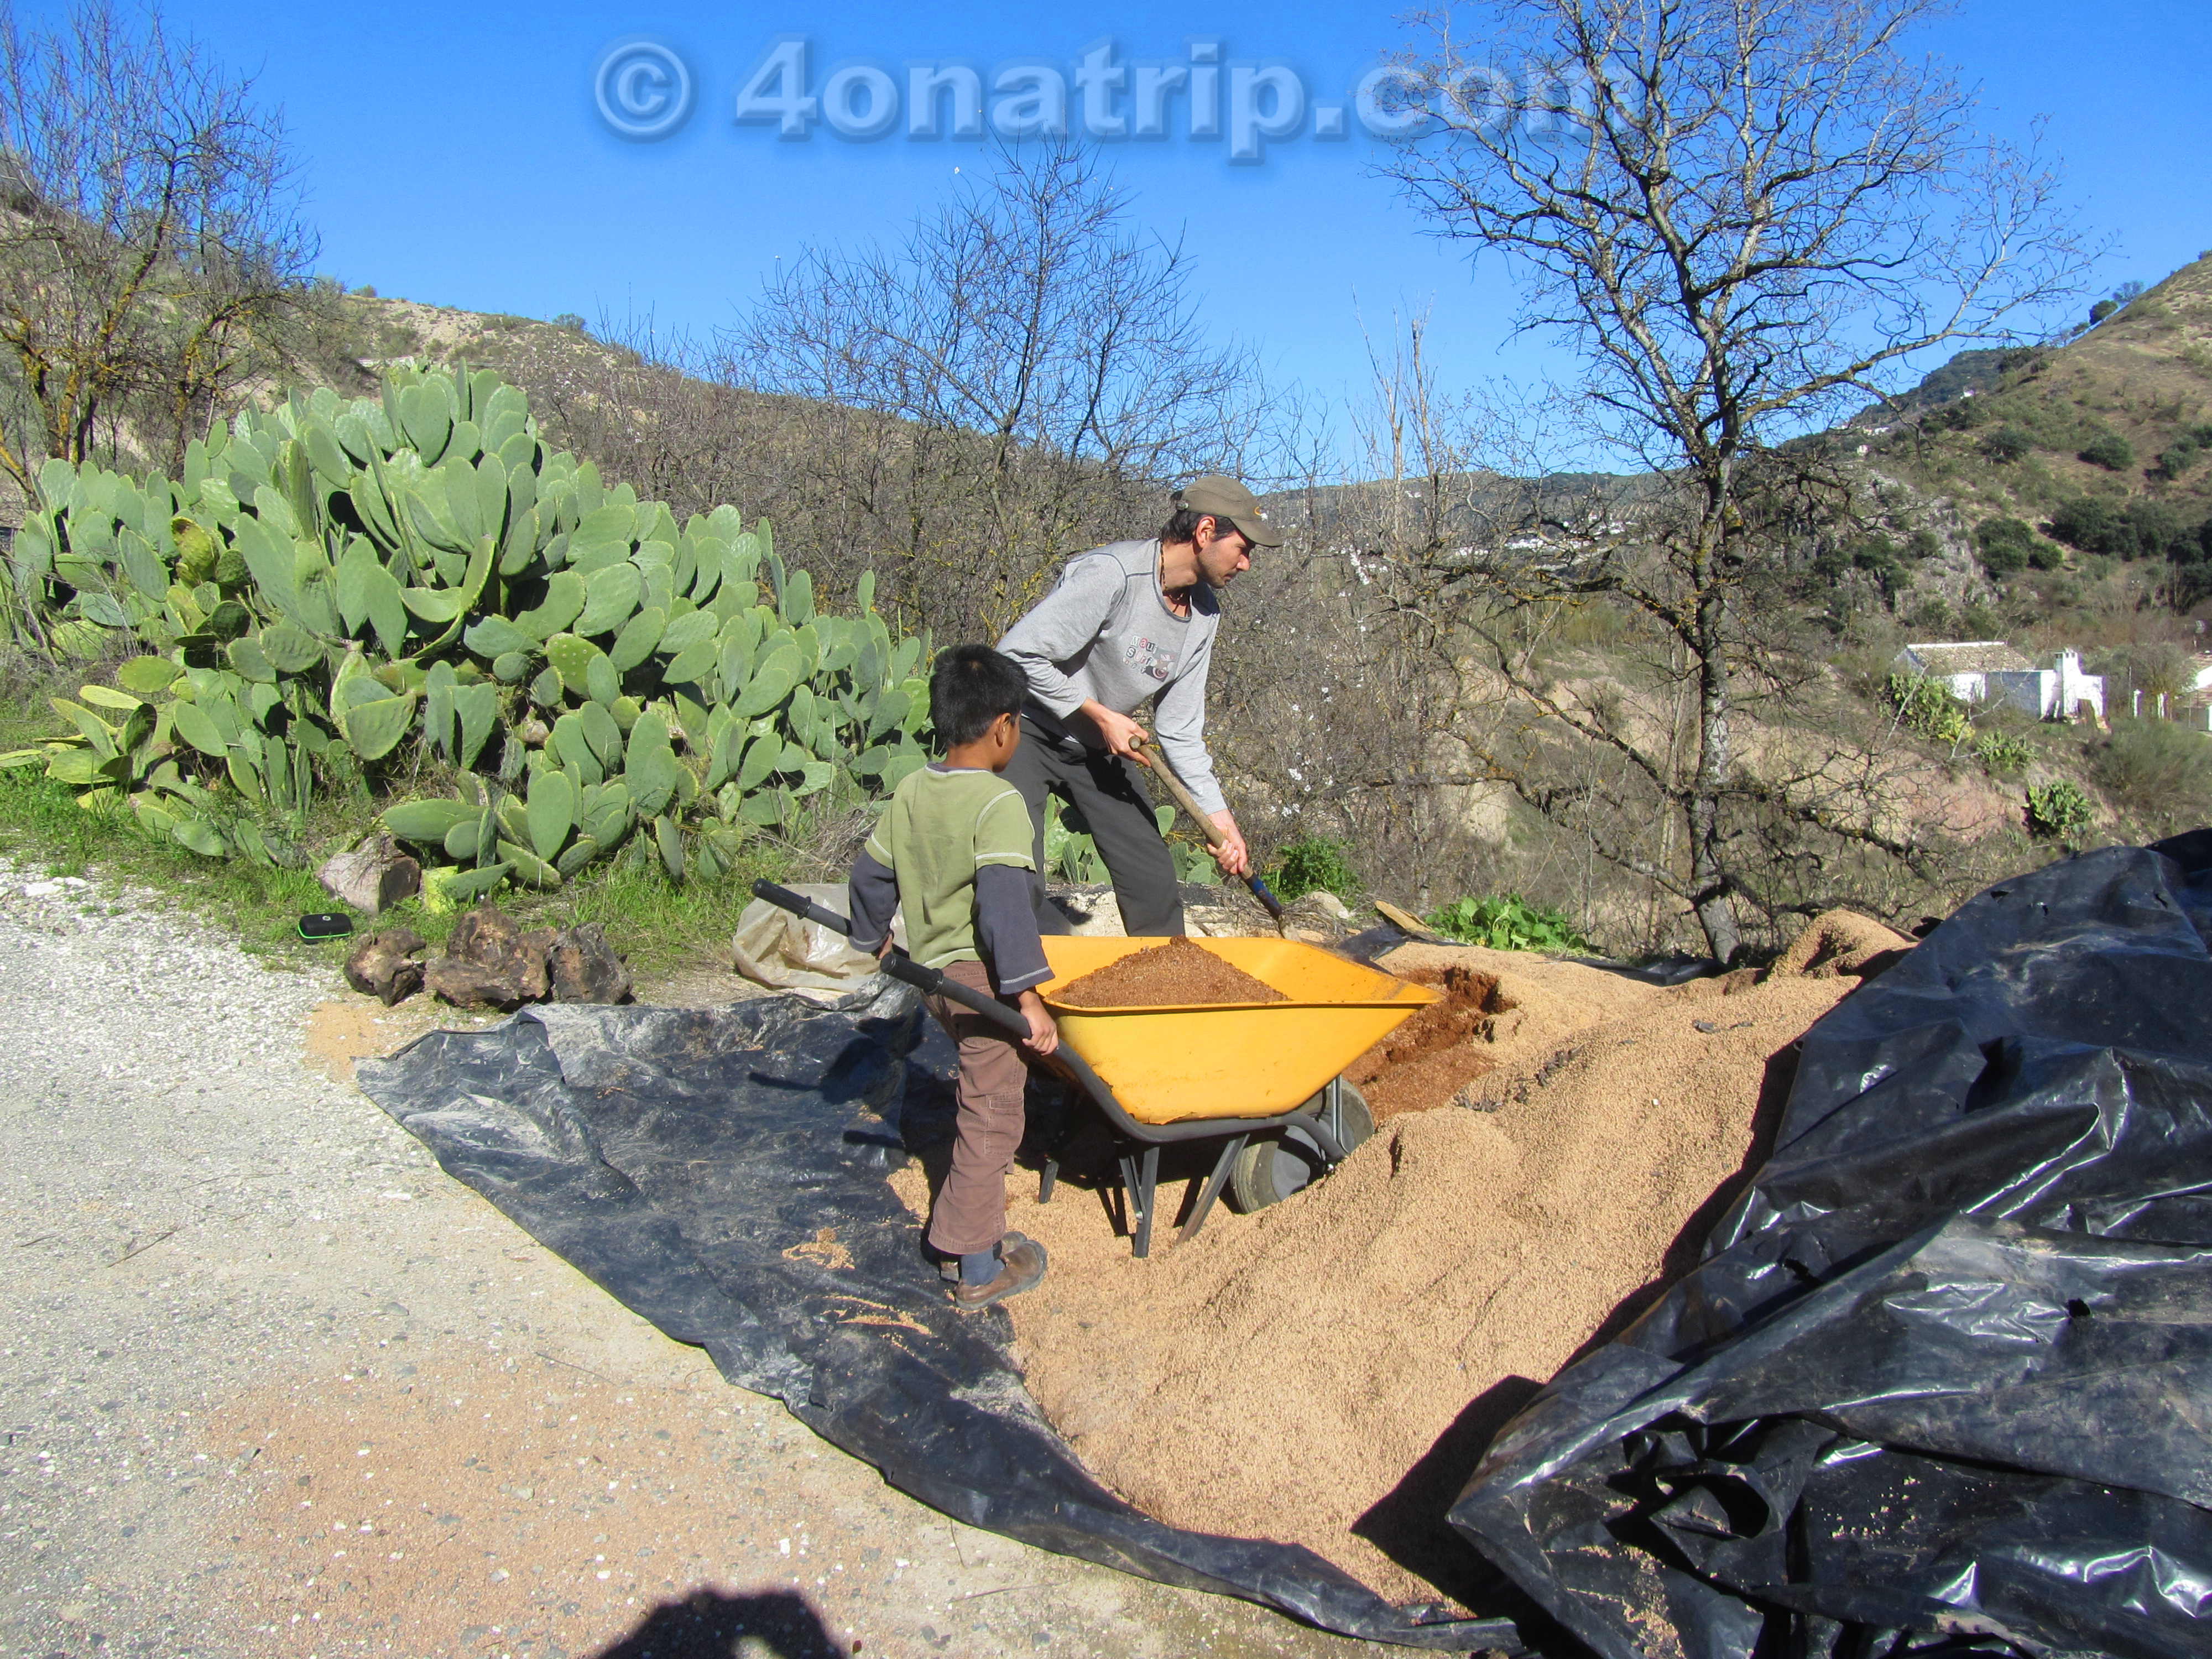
top-left (863, 765), bottom-right (1035, 969)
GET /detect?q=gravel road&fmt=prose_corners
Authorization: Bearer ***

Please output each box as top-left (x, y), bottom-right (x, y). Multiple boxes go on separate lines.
top-left (0, 865), bottom-right (1404, 1659)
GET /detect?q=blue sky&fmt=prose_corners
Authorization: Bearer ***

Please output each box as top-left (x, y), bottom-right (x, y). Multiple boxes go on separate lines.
top-left (103, 1), bottom-right (2212, 457)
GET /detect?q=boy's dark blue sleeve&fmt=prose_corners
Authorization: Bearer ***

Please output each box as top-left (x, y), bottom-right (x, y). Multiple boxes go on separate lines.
top-left (974, 864), bottom-right (1051, 994)
top-left (848, 848), bottom-right (899, 953)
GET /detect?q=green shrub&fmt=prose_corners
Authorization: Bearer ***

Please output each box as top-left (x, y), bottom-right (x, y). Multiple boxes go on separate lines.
top-left (1269, 834), bottom-right (1360, 901)
top-left (2025, 779), bottom-right (2094, 841)
top-left (1885, 672), bottom-right (1969, 745)
top-left (1813, 533), bottom-right (1911, 604)
top-left (1981, 426), bottom-right (2034, 463)
top-left (1974, 517), bottom-right (2038, 577)
top-left (2156, 437), bottom-right (2201, 481)
top-left (1970, 729), bottom-right (2033, 776)
top-left (1424, 893), bottom-right (1590, 953)
top-left (2045, 497), bottom-right (2200, 563)
top-left (2078, 432), bottom-right (2136, 471)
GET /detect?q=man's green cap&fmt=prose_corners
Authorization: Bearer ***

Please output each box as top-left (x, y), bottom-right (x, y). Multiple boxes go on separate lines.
top-left (1176, 475), bottom-right (1285, 547)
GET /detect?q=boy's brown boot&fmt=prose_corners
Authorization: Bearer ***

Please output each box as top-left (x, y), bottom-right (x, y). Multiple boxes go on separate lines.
top-left (939, 1230), bottom-right (1032, 1282)
top-left (951, 1237), bottom-right (1048, 1312)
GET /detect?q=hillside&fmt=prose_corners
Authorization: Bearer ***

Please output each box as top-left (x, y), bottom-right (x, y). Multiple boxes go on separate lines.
top-left (1859, 253), bottom-right (2212, 586)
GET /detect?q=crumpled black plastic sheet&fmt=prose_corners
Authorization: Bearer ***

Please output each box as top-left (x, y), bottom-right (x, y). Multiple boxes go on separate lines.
top-left (358, 989), bottom-right (1509, 1651)
top-left (1448, 838), bottom-right (2212, 1659)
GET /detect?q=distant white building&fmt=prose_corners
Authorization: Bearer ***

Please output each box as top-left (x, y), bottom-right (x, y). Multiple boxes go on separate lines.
top-left (1895, 642), bottom-right (2105, 723)
top-left (1895, 641), bottom-right (2034, 705)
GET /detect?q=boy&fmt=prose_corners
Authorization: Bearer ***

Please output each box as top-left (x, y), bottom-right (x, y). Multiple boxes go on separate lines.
top-left (848, 645), bottom-right (1058, 1312)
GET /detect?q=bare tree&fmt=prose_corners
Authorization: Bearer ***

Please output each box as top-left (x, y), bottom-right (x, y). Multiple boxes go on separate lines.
top-left (726, 140), bottom-right (1276, 639)
top-left (1369, 0), bottom-right (2088, 958)
top-left (0, 0), bottom-right (316, 493)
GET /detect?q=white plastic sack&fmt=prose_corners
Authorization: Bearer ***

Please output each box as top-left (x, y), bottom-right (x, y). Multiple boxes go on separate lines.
top-left (731, 884), bottom-right (905, 1006)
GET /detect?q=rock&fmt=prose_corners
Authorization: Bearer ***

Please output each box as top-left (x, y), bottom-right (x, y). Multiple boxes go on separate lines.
top-left (549, 924), bottom-right (634, 1004)
top-left (425, 904), bottom-right (551, 1009)
top-left (1279, 890), bottom-right (1354, 944)
top-left (1185, 901), bottom-right (1261, 938)
top-left (344, 927), bottom-right (425, 1006)
top-left (316, 834), bottom-right (421, 915)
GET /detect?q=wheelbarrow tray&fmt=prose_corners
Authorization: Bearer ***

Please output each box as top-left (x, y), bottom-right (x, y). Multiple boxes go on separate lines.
top-left (1037, 936), bottom-right (1441, 1125)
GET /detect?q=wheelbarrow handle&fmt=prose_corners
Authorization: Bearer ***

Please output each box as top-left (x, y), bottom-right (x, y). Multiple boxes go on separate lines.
top-left (749, 878), bottom-right (1032, 1040)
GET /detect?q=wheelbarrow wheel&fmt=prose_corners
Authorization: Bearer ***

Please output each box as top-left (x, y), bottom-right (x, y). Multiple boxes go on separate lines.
top-left (1226, 1079), bottom-right (1374, 1213)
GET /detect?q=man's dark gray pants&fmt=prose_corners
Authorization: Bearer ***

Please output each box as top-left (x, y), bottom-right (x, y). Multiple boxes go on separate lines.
top-left (1003, 718), bottom-right (1184, 937)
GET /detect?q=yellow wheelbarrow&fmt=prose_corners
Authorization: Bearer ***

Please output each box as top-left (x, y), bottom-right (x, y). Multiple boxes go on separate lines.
top-left (1031, 936), bottom-right (1439, 1254)
top-left (750, 883), bottom-right (1439, 1256)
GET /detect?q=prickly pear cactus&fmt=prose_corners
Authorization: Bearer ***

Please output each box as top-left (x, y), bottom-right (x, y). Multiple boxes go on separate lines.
top-left (0, 367), bottom-right (933, 895)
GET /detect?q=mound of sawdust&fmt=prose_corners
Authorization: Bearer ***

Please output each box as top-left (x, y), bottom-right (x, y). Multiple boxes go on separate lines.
top-left (1770, 908), bottom-right (1915, 979)
top-left (907, 921), bottom-right (1913, 1605)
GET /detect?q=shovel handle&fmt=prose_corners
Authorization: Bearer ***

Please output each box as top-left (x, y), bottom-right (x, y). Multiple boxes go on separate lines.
top-left (1132, 740), bottom-right (1285, 922)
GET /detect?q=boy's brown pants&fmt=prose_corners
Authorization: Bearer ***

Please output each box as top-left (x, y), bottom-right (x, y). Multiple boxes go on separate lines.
top-left (922, 958), bottom-right (1032, 1258)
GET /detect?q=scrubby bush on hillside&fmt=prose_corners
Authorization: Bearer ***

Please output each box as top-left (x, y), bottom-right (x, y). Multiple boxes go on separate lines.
top-left (1981, 426), bottom-right (2034, 463)
top-left (1926, 397), bottom-right (1988, 432)
top-left (2095, 718), bottom-right (2212, 834)
top-left (1975, 517), bottom-right (2052, 576)
top-left (1813, 531), bottom-right (1922, 606)
top-left (2078, 432), bottom-right (2137, 471)
top-left (2046, 497), bottom-right (2199, 563)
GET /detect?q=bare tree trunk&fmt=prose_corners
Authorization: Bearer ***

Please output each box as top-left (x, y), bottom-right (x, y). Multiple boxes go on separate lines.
top-left (1689, 578), bottom-right (1740, 962)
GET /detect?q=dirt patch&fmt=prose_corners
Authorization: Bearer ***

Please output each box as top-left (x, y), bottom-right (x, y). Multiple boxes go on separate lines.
top-left (1051, 936), bottom-right (1287, 1008)
top-left (909, 914), bottom-right (1912, 1606)
top-left (301, 994), bottom-right (500, 1082)
top-left (200, 1349), bottom-right (808, 1658)
top-left (1342, 966), bottom-right (1507, 1121)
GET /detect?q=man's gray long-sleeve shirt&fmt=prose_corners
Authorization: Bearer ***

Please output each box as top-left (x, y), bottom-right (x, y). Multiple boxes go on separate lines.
top-left (994, 539), bottom-right (1227, 816)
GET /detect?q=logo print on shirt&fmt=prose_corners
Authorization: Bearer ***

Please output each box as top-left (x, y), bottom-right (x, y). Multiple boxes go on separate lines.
top-left (1124, 637), bottom-right (1177, 684)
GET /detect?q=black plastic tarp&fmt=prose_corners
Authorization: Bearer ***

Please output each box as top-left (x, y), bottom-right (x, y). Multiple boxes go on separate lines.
top-left (1448, 837), bottom-right (2212, 1658)
top-left (358, 991), bottom-right (1509, 1651)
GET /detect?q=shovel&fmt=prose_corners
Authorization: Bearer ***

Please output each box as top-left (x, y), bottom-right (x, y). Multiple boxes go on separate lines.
top-left (1131, 737), bottom-right (1285, 925)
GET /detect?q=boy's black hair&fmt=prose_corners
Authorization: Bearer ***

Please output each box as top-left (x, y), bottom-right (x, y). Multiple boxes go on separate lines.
top-left (928, 644), bottom-right (1027, 749)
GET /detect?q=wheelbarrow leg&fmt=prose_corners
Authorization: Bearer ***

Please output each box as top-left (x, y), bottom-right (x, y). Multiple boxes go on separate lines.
top-left (1039, 1084), bottom-right (1084, 1204)
top-left (1131, 1144), bottom-right (1160, 1259)
top-left (1175, 1133), bottom-right (1247, 1247)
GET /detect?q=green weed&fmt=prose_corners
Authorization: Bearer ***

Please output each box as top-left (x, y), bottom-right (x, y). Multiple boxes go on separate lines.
top-left (1423, 893), bottom-right (1590, 953)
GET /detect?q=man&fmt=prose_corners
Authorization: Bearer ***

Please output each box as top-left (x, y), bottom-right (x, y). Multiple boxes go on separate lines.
top-left (996, 475), bottom-right (1282, 937)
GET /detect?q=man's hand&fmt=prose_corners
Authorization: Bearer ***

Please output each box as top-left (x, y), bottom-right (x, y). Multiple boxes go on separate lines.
top-left (1081, 699), bottom-right (1150, 762)
top-left (1016, 989), bottom-right (1059, 1056)
top-left (1207, 811), bottom-right (1250, 878)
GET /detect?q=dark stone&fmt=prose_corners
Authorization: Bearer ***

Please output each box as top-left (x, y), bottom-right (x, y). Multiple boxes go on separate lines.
top-left (316, 833), bottom-right (422, 915)
top-left (426, 905), bottom-right (551, 1009)
top-left (344, 926), bottom-right (425, 1006)
top-left (549, 923), bottom-right (634, 1004)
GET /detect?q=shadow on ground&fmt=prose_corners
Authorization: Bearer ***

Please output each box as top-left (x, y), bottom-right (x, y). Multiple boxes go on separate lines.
top-left (590, 1588), bottom-right (849, 1657)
